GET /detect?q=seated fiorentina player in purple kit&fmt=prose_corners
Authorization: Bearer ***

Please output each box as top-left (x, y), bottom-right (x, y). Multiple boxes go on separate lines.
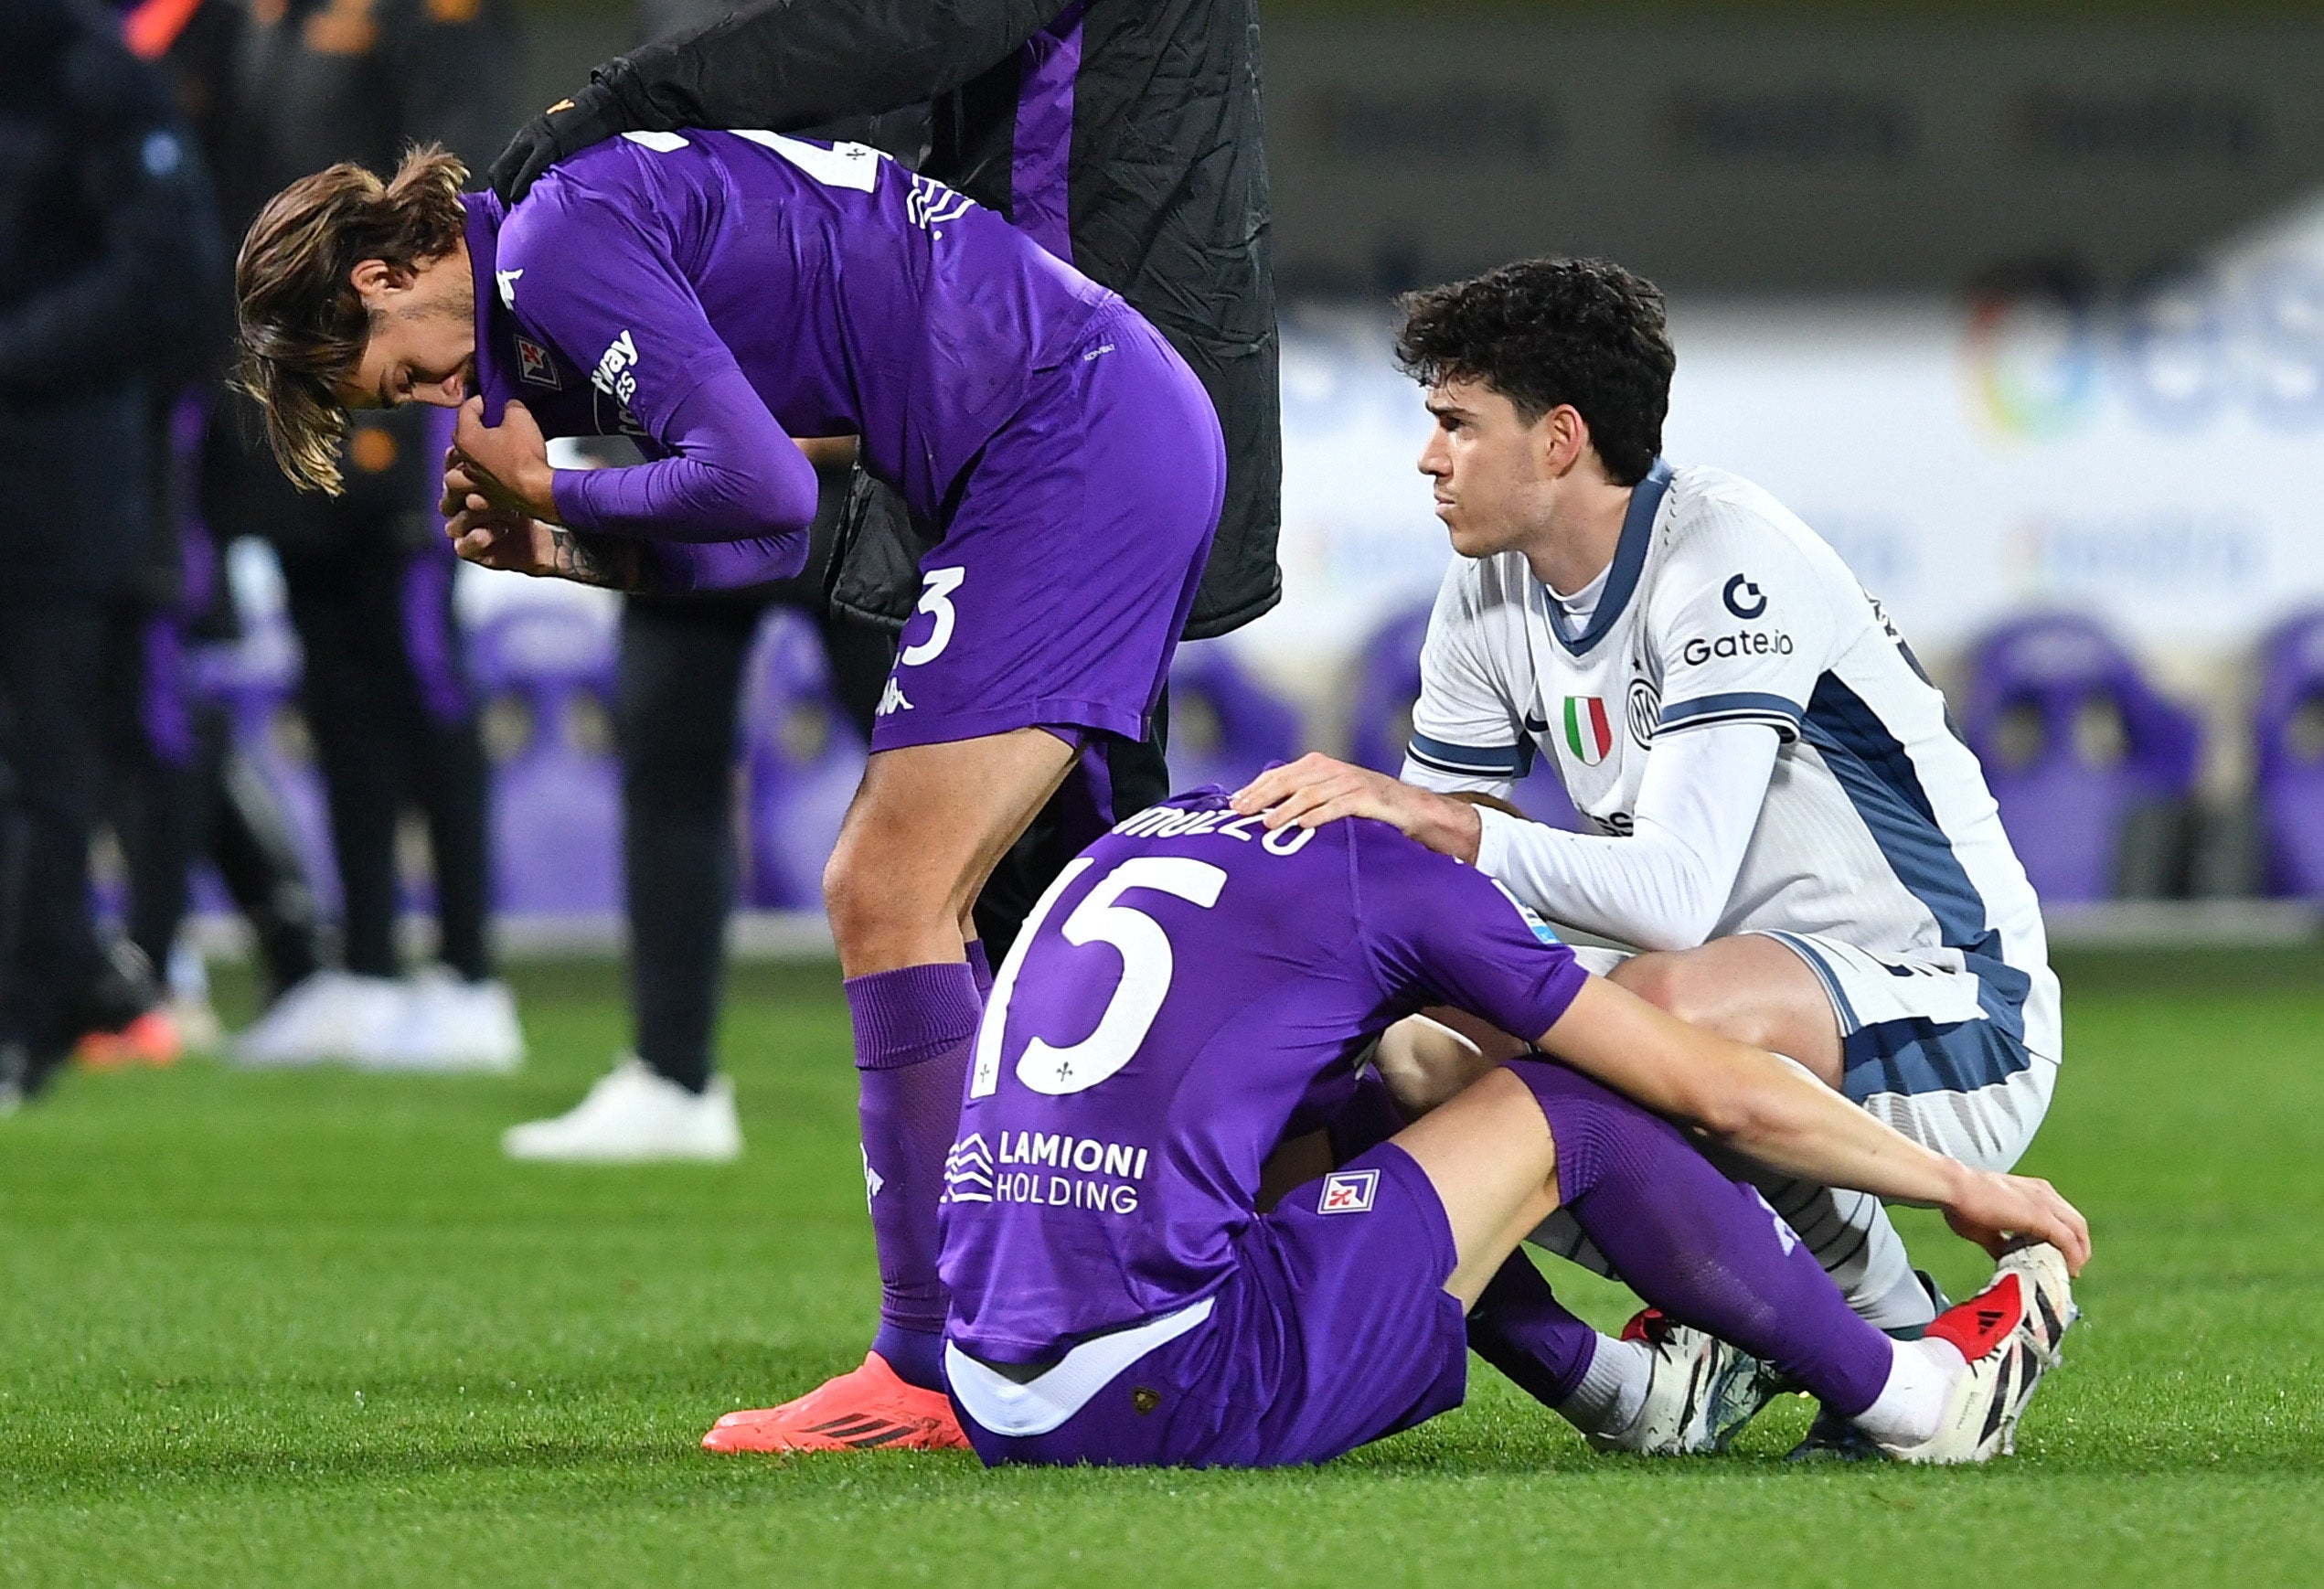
top-left (939, 790), bottom-right (2088, 1467)
top-left (233, 135), bottom-right (1223, 1450)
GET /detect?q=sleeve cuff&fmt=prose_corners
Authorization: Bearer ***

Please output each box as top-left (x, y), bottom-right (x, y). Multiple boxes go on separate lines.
top-left (1473, 801), bottom-right (1523, 878)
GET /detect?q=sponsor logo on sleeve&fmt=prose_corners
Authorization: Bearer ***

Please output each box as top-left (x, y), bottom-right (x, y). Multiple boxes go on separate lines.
top-left (515, 336), bottom-right (560, 389)
top-left (1680, 630), bottom-right (1795, 667)
top-left (590, 328), bottom-right (640, 406)
top-left (1722, 573), bottom-right (1768, 619)
top-left (1319, 1168), bottom-right (1379, 1214)
top-left (1491, 879), bottom-right (1563, 945)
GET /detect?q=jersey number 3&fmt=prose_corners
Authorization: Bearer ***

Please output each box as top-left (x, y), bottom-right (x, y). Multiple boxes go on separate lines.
top-left (968, 856), bottom-right (1227, 1099)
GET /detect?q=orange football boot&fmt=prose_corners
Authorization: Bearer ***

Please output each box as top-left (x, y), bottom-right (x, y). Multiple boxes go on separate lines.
top-left (701, 1351), bottom-right (970, 1453)
top-left (75, 1009), bottom-right (183, 1072)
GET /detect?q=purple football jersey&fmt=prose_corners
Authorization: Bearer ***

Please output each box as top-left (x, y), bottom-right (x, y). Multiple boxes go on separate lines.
top-left (939, 790), bottom-right (1588, 1363)
top-left (457, 130), bottom-right (1114, 519)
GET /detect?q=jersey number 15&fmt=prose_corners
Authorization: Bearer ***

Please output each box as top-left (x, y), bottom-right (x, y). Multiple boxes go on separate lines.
top-left (967, 857), bottom-right (1226, 1100)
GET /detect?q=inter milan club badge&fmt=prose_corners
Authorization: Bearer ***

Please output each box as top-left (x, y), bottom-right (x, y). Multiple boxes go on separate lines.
top-left (516, 336), bottom-right (560, 389)
top-left (1318, 1168), bottom-right (1378, 1215)
top-left (1562, 694), bottom-right (1614, 767)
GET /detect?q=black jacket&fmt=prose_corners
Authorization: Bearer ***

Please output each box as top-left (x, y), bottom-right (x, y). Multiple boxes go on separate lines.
top-left (510, 0), bottom-right (1280, 641)
top-left (197, 0), bottom-right (517, 561)
top-left (0, 0), bottom-right (226, 597)
top-left (214, 0), bottom-right (519, 234)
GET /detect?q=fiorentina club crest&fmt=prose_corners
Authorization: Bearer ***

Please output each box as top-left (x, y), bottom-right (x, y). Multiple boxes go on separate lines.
top-left (1562, 695), bottom-right (1614, 767)
top-left (515, 336), bottom-right (560, 389)
top-left (1318, 1168), bottom-right (1378, 1215)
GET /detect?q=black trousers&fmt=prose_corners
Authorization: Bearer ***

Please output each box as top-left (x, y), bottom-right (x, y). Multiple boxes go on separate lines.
top-left (617, 591), bottom-right (1171, 1093)
top-left (0, 596), bottom-right (108, 1059)
top-left (619, 594), bottom-right (892, 1091)
top-left (98, 606), bottom-right (323, 1002)
top-left (277, 542), bottom-right (492, 982)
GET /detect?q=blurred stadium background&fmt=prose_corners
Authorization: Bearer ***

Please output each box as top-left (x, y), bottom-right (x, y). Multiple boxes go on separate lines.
top-left (12, 1), bottom-right (2323, 1581)
top-left (136, 0), bottom-right (2324, 971)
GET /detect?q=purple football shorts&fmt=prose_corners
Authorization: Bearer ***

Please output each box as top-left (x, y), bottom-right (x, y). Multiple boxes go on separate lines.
top-left (955, 1141), bottom-right (1470, 1468)
top-left (869, 301), bottom-right (1224, 756)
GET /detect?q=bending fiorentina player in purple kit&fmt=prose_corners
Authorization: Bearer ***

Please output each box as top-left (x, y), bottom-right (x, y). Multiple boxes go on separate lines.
top-left (939, 791), bottom-right (2088, 1467)
top-left (233, 134), bottom-right (1223, 1450)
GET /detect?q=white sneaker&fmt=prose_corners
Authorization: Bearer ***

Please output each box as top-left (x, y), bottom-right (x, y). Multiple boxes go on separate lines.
top-left (366, 968), bottom-right (525, 1073)
top-left (502, 1057), bottom-right (741, 1163)
top-left (230, 971), bottom-right (410, 1067)
top-left (1874, 1242), bottom-right (2079, 1465)
top-left (1588, 1310), bottom-right (1792, 1456)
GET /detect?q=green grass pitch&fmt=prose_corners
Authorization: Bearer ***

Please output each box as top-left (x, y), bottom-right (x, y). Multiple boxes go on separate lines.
top-left (3, 948), bottom-right (2319, 1586)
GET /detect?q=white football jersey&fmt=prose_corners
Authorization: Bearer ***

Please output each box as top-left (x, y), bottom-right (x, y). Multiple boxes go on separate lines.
top-left (1402, 460), bottom-right (2055, 1055)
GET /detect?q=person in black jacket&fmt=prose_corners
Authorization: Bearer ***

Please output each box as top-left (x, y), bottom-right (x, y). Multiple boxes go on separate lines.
top-left (487, 0), bottom-right (1280, 1450)
top-left (0, 0), bottom-right (227, 1109)
top-left (209, 0), bottom-right (526, 1072)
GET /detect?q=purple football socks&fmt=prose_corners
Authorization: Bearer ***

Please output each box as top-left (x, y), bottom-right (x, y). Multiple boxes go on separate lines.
top-left (1506, 1058), bottom-right (1892, 1419)
top-left (848, 960), bottom-right (983, 1392)
top-left (1466, 1251), bottom-right (1603, 1410)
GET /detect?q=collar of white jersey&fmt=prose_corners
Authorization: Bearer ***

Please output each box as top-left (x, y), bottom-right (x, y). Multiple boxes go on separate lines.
top-left (1540, 456), bottom-right (1672, 658)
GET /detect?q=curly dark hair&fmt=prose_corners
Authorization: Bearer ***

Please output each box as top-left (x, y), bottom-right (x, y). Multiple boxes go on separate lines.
top-left (1395, 258), bottom-right (1675, 485)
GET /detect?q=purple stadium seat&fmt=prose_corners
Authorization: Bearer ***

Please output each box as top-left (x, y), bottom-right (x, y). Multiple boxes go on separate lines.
top-left (1347, 604), bottom-right (1579, 830)
top-left (1166, 641), bottom-right (1305, 797)
top-left (189, 614), bottom-right (340, 912)
top-left (740, 612), bottom-right (868, 910)
top-left (470, 603), bottom-right (623, 916)
top-left (2252, 610), bottom-right (2324, 898)
top-left (1961, 613), bottom-right (2201, 904)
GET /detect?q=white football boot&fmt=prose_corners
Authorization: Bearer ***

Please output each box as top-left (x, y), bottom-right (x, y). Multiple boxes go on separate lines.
top-left (365, 966), bottom-right (524, 1072)
top-left (229, 970), bottom-right (410, 1067)
top-left (1872, 1242), bottom-right (2079, 1465)
top-left (501, 1056), bottom-right (742, 1163)
top-left (1588, 1309), bottom-right (1794, 1456)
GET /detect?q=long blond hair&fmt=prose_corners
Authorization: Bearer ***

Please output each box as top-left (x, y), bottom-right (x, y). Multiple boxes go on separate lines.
top-left (235, 145), bottom-right (468, 493)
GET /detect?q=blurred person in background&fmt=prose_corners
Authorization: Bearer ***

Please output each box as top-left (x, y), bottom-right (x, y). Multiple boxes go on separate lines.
top-left (80, 0), bottom-right (327, 1069)
top-left (498, 0), bottom-right (905, 1166)
top-left (486, 0), bottom-right (1282, 1182)
top-left (207, 0), bottom-right (526, 1070)
top-left (0, 0), bottom-right (227, 1110)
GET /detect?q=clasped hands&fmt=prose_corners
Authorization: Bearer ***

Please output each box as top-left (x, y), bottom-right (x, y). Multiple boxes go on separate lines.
top-left (439, 397), bottom-right (563, 577)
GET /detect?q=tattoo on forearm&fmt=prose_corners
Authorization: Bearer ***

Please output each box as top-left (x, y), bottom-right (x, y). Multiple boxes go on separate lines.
top-left (547, 528), bottom-right (641, 591)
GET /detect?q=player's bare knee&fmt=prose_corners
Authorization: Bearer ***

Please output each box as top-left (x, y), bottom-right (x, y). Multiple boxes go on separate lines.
top-left (1373, 1016), bottom-right (1493, 1118)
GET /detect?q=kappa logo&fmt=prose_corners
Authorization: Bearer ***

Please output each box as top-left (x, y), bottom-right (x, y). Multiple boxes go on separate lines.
top-left (861, 1145), bottom-right (885, 1203)
top-left (877, 677), bottom-right (913, 717)
top-left (1722, 574), bottom-right (1768, 620)
top-left (495, 268), bottom-right (523, 308)
top-left (515, 336), bottom-right (560, 389)
top-left (591, 328), bottom-right (640, 406)
top-left (1318, 1168), bottom-right (1379, 1215)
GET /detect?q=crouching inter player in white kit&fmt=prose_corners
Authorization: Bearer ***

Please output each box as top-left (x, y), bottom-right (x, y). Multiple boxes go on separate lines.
top-left (1235, 257), bottom-right (2066, 1456)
